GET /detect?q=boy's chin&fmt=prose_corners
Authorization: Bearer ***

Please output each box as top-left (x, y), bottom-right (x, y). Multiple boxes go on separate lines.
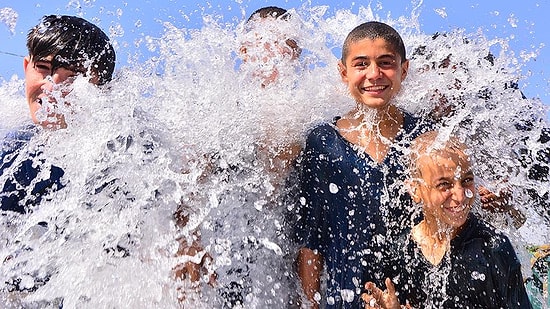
top-left (356, 98), bottom-right (393, 111)
top-left (38, 117), bottom-right (67, 130)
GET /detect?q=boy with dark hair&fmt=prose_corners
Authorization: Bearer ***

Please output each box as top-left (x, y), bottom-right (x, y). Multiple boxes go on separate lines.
top-left (362, 131), bottom-right (532, 308)
top-left (172, 7), bottom-right (304, 307)
top-left (0, 15), bottom-right (115, 214)
top-left (295, 21), bottom-right (428, 308)
top-left (239, 6), bottom-right (301, 88)
top-left (246, 6), bottom-right (289, 22)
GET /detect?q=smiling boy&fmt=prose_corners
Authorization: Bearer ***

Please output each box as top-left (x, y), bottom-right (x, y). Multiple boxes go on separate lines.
top-left (362, 131), bottom-right (532, 308)
top-left (295, 21), bottom-right (428, 308)
top-left (0, 15), bottom-right (115, 213)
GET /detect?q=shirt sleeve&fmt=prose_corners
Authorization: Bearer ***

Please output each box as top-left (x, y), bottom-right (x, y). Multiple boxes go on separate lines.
top-left (294, 128), bottom-right (329, 253)
top-left (491, 235), bottom-right (533, 308)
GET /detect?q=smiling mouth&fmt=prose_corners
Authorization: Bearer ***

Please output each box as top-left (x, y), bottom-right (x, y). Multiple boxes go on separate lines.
top-left (362, 85), bottom-right (387, 92)
top-left (445, 203), bottom-right (469, 214)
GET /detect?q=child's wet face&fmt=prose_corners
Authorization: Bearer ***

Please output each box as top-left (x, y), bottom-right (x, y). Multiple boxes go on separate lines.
top-left (417, 152), bottom-right (475, 229)
top-left (239, 17), bottom-right (300, 86)
top-left (24, 55), bottom-right (93, 129)
top-left (339, 38), bottom-right (408, 109)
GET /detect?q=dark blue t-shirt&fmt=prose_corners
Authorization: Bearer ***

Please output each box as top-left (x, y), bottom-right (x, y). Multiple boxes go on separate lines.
top-left (392, 215), bottom-right (532, 308)
top-left (0, 125), bottom-right (65, 213)
top-left (296, 112), bottom-right (427, 308)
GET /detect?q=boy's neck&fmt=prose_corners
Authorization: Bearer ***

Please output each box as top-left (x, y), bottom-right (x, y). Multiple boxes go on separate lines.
top-left (412, 220), bottom-right (453, 266)
top-left (337, 105), bottom-right (403, 140)
top-left (337, 105), bottom-right (404, 162)
top-left (348, 104), bottom-right (401, 127)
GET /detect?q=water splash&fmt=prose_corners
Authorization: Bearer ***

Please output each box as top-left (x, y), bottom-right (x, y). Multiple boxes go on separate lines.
top-left (0, 7), bottom-right (17, 35)
top-left (0, 3), bottom-right (548, 308)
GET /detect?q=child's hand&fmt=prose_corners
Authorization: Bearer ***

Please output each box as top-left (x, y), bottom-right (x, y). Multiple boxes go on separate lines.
top-left (478, 185), bottom-right (512, 212)
top-left (173, 237), bottom-right (217, 286)
top-left (362, 278), bottom-right (401, 309)
top-left (478, 185), bottom-right (526, 228)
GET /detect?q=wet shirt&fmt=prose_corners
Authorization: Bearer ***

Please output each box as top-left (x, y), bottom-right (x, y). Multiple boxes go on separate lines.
top-left (394, 215), bottom-right (532, 309)
top-left (0, 125), bottom-right (64, 213)
top-left (296, 112), bottom-right (427, 308)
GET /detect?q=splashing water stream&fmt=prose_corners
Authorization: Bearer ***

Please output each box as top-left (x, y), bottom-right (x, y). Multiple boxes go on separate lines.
top-left (0, 4), bottom-right (548, 308)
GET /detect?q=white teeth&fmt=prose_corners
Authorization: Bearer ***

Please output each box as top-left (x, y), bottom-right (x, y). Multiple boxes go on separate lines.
top-left (364, 86), bottom-right (385, 91)
top-left (446, 203), bottom-right (468, 213)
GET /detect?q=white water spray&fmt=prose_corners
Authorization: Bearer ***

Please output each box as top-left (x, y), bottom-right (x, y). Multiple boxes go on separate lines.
top-left (0, 4), bottom-right (548, 308)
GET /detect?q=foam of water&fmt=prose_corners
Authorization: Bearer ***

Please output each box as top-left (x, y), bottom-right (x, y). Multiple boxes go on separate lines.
top-left (0, 7), bottom-right (17, 35)
top-left (0, 4), bottom-right (548, 308)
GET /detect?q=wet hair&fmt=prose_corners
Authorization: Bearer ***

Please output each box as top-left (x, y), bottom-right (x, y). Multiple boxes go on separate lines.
top-left (26, 15), bottom-right (116, 85)
top-left (409, 131), bottom-right (470, 178)
top-left (247, 6), bottom-right (289, 22)
top-left (341, 21), bottom-right (406, 64)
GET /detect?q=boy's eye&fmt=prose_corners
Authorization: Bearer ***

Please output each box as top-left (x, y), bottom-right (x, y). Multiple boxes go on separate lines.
top-left (378, 60), bottom-right (395, 68)
top-left (353, 60), bottom-right (369, 68)
top-left (462, 176), bottom-right (475, 187)
top-left (33, 62), bottom-right (52, 74)
top-left (435, 181), bottom-right (453, 192)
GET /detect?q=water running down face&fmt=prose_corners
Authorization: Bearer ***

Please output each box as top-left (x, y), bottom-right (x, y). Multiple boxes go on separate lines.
top-left (415, 150), bottom-right (475, 231)
top-left (239, 15), bottom-right (301, 86)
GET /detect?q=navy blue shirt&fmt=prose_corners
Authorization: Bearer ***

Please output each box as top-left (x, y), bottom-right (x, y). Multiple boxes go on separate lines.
top-left (0, 126), bottom-right (65, 213)
top-left (392, 215), bottom-right (532, 308)
top-left (296, 112), bottom-right (427, 308)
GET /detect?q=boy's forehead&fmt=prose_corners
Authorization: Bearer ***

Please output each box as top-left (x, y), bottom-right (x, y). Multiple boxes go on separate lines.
top-left (244, 17), bottom-right (296, 37)
top-left (346, 38), bottom-right (400, 59)
top-left (419, 152), bottom-right (471, 175)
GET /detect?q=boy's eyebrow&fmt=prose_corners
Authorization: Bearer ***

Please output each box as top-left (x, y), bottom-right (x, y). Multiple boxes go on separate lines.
top-left (350, 53), bottom-right (397, 62)
top-left (439, 170), bottom-right (474, 181)
top-left (431, 170), bottom-right (474, 182)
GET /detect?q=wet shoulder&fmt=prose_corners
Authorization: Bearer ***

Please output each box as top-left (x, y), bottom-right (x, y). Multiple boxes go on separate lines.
top-left (402, 111), bottom-right (434, 139)
top-left (456, 216), bottom-right (516, 257)
top-left (305, 122), bottom-right (343, 152)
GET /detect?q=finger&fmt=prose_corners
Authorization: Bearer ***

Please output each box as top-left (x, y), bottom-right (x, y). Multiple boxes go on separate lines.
top-left (173, 263), bottom-right (188, 280)
top-left (187, 262), bottom-right (201, 282)
top-left (371, 287), bottom-right (384, 303)
top-left (477, 186), bottom-right (490, 195)
top-left (361, 293), bottom-right (372, 303)
top-left (367, 283), bottom-right (384, 303)
top-left (361, 294), bottom-right (377, 309)
top-left (385, 277), bottom-right (396, 295)
top-left (365, 281), bottom-right (375, 291)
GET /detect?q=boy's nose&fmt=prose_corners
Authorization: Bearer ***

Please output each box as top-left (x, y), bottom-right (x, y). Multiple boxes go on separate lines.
top-left (41, 73), bottom-right (73, 97)
top-left (41, 75), bottom-right (56, 92)
top-left (365, 64), bottom-right (381, 79)
top-left (451, 184), bottom-right (467, 202)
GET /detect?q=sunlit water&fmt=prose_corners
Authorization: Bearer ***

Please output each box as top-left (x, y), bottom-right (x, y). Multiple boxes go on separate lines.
top-left (1, 5), bottom-right (549, 308)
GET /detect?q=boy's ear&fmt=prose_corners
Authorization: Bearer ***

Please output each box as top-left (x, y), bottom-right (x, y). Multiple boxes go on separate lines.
top-left (338, 60), bottom-right (348, 83)
top-left (23, 56), bottom-right (31, 71)
top-left (401, 59), bottom-right (410, 81)
top-left (406, 179), bottom-right (422, 203)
